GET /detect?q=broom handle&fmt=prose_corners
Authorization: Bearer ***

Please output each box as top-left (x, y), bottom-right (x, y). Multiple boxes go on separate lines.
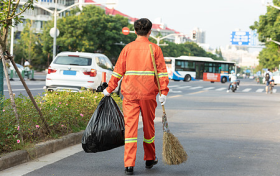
top-left (149, 44), bottom-right (166, 114)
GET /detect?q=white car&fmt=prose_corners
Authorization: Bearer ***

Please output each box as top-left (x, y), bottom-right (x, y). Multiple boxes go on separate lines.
top-left (8, 63), bottom-right (24, 75)
top-left (45, 51), bottom-right (120, 93)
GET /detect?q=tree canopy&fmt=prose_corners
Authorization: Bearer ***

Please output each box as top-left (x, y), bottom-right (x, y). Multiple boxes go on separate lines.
top-left (13, 5), bottom-right (223, 70)
top-left (250, 0), bottom-right (280, 70)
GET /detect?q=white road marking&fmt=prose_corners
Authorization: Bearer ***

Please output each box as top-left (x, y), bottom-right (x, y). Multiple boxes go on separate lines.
top-left (273, 89), bottom-right (277, 93)
top-left (242, 88), bottom-right (251, 92)
top-left (168, 85), bottom-right (180, 88)
top-left (189, 86), bottom-right (202, 90)
top-left (176, 86), bottom-right (191, 89)
top-left (203, 87), bottom-right (215, 90)
top-left (256, 89), bottom-right (264, 92)
top-left (216, 88), bottom-right (226, 91)
top-left (4, 88), bottom-right (44, 92)
top-left (169, 89), bottom-right (182, 93)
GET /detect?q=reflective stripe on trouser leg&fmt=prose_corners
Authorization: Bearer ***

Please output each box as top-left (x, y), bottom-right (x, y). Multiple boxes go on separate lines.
top-left (139, 98), bottom-right (157, 161)
top-left (123, 98), bottom-right (140, 167)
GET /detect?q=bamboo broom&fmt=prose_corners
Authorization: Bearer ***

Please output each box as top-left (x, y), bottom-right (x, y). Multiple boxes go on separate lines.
top-left (149, 44), bottom-right (188, 165)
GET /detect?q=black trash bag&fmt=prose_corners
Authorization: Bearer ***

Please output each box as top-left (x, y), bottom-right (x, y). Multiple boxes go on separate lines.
top-left (82, 96), bottom-right (125, 153)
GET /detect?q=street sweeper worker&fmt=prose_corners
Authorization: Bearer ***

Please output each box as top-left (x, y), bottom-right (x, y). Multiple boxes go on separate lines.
top-left (103, 18), bottom-right (169, 175)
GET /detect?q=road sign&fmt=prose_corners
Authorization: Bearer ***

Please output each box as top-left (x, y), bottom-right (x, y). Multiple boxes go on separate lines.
top-left (230, 31), bottom-right (251, 46)
top-left (122, 27), bottom-right (130, 35)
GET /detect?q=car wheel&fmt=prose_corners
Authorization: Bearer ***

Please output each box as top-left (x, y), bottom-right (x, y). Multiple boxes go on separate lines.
top-left (184, 75), bottom-right (191, 82)
top-left (221, 77), bottom-right (226, 83)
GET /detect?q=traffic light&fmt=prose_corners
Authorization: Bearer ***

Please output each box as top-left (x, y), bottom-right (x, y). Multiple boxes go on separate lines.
top-left (192, 31), bottom-right (196, 40)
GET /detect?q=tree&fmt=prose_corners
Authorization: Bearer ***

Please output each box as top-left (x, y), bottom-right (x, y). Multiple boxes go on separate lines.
top-left (0, 0), bottom-right (51, 144)
top-left (16, 20), bottom-right (40, 65)
top-left (159, 41), bottom-right (224, 60)
top-left (40, 5), bottom-right (136, 66)
top-left (250, 0), bottom-right (280, 69)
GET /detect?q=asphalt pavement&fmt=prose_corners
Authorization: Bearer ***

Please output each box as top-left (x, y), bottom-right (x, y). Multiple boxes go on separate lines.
top-left (1, 79), bottom-right (280, 176)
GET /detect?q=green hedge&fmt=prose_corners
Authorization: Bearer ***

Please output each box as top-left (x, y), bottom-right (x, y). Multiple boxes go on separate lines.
top-left (0, 90), bottom-right (122, 155)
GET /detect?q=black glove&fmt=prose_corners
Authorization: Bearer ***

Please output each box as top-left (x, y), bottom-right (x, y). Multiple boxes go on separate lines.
top-left (96, 82), bottom-right (108, 92)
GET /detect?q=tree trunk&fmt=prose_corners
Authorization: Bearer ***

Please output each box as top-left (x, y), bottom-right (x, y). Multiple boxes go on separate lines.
top-left (0, 46), bottom-right (24, 144)
top-left (9, 57), bottom-right (51, 134)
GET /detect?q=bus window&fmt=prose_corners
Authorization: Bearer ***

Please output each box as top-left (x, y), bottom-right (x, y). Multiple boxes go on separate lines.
top-left (175, 60), bottom-right (183, 71)
top-left (229, 64), bottom-right (234, 72)
top-left (175, 60), bottom-right (195, 71)
top-left (221, 64), bottom-right (229, 72)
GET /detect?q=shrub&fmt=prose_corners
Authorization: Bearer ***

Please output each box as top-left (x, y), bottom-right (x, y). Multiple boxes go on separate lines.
top-left (0, 90), bottom-right (122, 155)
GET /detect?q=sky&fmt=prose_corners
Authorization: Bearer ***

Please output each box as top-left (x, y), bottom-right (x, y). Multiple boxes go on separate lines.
top-left (98, 0), bottom-right (269, 50)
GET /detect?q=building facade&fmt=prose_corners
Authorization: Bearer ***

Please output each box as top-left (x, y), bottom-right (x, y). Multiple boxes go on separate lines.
top-left (14, 0), bottom-right (191, 44)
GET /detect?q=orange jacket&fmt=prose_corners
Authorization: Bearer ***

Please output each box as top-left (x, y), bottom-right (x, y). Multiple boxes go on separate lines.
top-left (106, 37), bottom-right (169, 100)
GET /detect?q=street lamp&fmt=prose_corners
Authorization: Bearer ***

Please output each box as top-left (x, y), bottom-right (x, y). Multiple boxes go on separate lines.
top-left (12, 0), bottom-right (116, 59)
top-left (262, 0), bottom-right (280, 10)
top-left (149, 33), bottom-right (182, 46)
top-left (266, 38), bottom-right (280, 45)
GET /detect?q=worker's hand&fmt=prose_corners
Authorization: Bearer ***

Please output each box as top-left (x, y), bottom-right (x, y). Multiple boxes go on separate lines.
top-left (159, 94), bottom-right (166, 105)
top-left (103, 89), bottom-right (110, 96)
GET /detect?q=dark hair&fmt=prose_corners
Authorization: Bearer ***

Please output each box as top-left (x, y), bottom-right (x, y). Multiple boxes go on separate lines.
top-left (268, 69), bottom-right (270, 71)
top-left (134, 18), bottom-right (152, 36)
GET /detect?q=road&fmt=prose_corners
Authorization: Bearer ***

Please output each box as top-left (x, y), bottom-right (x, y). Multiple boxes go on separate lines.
top-left (1, 78), bottom-right (280, 176)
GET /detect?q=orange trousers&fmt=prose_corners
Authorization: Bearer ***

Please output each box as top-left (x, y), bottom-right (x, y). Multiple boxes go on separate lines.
top-left (123, 98), bottom-right (157, 167)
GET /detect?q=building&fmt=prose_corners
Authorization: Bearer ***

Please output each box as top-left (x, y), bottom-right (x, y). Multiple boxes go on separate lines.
top-left (14, 0), bottom-right (191, 45)
top-left (221, 45), bottom-right (259, 67)
top-left (15, 0), bottom-right (76, 35)
top-left (192, 27), bottom-right (206, 44)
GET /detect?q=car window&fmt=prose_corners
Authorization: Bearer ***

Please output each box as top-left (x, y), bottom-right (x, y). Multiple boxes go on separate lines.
top-left (53, 56), bottom-right (92, 66)
top-left (103, 57), bottom-right (114, 71)
top-left (95, 57), bottom-right (107, 69)
top-left (16, 64), bottom-right (24, 69)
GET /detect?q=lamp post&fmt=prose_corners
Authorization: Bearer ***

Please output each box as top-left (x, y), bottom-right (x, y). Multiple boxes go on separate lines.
top-left (149, 33), bottom-right (182, 46)
top-left (262, 0), bottom-right (280, 10)
top-left (12, 0), bottom-right (116, 59)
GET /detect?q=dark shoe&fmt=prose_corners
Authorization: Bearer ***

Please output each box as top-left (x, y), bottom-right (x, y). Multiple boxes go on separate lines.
top-left (145, 157), bottom-right (158, 169)
top-left (125, 167), bottom-right (134, 175)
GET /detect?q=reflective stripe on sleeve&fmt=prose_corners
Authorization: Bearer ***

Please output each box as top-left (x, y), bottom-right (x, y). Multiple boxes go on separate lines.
top-left (112, 72), bottom-right (122, 79)
top-left (158, 72), bottom-right (168, 78)
top-left (143, 136), bottom-right (155, 144)
top-left (125, 137), bottom-right (137, 144)
top-left (125, 71), bottom-right (155, 76)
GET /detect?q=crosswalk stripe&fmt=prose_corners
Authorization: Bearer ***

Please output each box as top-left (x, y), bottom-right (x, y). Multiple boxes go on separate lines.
top-left (242, 88), bottom-right (251, 92)
top-left (203, 87), bottom-right (215, 90)
top-left (177, 86), bottom-right (191, 89)
top-left (256, 89), bottom-right (264, 92)
top-left (169, 89), bottom-right (182, 93)
top-left (168, 85), bottom-right (180, 88)
top-left (216, 88), bottom-right (226, 91)
top-left (189, 86), bottom-right (202, 90)
top-left (273, 89), bottom-right (277, 93)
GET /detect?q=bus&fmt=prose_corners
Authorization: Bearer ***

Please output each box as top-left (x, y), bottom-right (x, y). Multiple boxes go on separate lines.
top-left (164, 56), bottom-right (236, 83)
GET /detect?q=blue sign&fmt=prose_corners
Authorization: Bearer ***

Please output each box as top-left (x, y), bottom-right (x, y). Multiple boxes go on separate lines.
top-left (230, 31), bottom-right (251, 46)
top-left (246, 69), bottom-right (251, 73)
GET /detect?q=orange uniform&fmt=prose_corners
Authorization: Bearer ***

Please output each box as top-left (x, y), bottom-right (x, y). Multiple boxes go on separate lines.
top-left (106, 37), bottom-right (169, 167)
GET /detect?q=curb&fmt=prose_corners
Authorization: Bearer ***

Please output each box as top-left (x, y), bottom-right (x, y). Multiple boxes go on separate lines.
top-left (0, 131), bottom-right (84, 171)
